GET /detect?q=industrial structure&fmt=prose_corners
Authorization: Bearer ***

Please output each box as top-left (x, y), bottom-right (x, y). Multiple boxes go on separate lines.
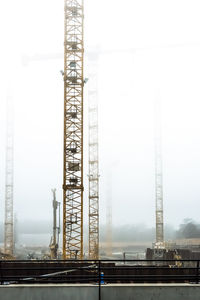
top-left (106, 171), bottom-right (112, 257)
top-left (88, 52), bottom-right (99, 259)
top-left (63, 0), bottom-right (84, 259)
top-left (154, 98), bottom-right (164, 248)
top-left (49, 189), bottom-right (60, 259)
top-left (4, 94), bottom-right (14, 257)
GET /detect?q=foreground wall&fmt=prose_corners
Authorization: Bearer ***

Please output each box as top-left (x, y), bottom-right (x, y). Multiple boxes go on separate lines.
top-left (1, 283), bottom-right (200, 300)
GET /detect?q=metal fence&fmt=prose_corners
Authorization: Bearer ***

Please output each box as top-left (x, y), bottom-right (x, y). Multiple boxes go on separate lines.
top-left (0, 259), bottom-right (199, 285)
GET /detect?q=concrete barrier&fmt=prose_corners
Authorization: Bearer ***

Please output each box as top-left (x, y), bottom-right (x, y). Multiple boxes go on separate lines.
top-left (0, 283), bottom-right (200, 300)
top-left (102, 284), bottom-right (200, 300)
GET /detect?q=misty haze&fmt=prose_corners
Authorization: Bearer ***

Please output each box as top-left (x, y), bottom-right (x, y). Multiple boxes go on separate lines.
top-left (1, 1), bottom-right (200, 299)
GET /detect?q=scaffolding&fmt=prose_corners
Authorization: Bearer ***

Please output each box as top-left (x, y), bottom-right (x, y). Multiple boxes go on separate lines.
top-left (4, 94), bottom-right (14, 256)
top-left (63, 0), bottom-right (84, 259)
top-left (88, 52), bottom-right (99, 259)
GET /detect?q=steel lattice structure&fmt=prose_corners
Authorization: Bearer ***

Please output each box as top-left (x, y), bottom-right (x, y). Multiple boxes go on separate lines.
top-left (4, 95), bottom-right (14, 256)
top-left (106, 171), bottom-right (112, 257)
top-left (154, 98), bottom-right (164, 246)
top-left (88, 52), bottom-right (99, 259)
top-left (63, 0), bottom-right (84, 260)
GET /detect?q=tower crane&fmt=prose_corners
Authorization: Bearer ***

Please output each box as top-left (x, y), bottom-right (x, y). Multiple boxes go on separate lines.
top-left (106, 172), bottom-right (112, 257)
top-left (63, 0), bottom-right (84, 259)
top-left (4, 93), bottom-right (14, 257)
top-left (154, 97), bottom-right (164, 249)
top-left (88, 51), bottom-right (99, 259)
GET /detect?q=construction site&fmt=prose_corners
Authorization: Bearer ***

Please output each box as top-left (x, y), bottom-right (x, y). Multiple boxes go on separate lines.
top-left (1, 0), bottom-right (200, 299)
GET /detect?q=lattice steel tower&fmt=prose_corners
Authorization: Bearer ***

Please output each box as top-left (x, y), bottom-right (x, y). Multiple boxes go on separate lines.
top-left (106, 171), bottom-right (112, 257)
top-left (4, 94), bottom-right (14, 256)
top-left (63, 0), bottom-right (84, 259)
top-left (88, 52), bottom-right (99, 259)
top-left (154, 98), bottom-right (164, 247)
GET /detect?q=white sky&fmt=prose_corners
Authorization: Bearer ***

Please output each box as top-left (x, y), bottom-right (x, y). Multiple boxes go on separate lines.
top-left (0, 0), bottom-right (200, 230)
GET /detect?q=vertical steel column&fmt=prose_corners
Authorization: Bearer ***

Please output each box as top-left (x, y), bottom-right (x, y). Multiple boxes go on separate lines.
top-left (154, 98), bottom-right (164, 246)
top-left (4, 95), bottom-right (14, 256)
top-left (63, 0), bottom-right (84, 259)
top-left (88, 52), bottom-right (99, 259)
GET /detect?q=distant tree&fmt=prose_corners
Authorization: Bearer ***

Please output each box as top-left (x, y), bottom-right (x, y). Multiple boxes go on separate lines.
top-left (176, 219), bottom-right (200, 239)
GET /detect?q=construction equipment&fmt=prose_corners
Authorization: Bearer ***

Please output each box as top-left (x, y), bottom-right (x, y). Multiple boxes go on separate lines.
top-left (14, 213), bottom-right (18, 248)
top-left (106, 171), bottom-right (112, 257)
top-left (63, 0), bottom-right (84, 259)
top-left (154, 97), bottom-right (164, 248)
top-left (49, 189), bottom-right (60, 259)
top-left (105, 161), bottom-right (118, 257)
top-left (4, 94), bottom-right (14, 257)
top-left (88, 51), bottom-right (99, 259)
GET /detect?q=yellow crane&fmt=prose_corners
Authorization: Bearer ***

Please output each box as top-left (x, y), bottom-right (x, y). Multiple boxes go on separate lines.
top-left (63, 0), bottom-right (84, 259)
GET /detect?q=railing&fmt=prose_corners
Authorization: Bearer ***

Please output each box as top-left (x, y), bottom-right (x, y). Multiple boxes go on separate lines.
top-left (0, 259), bottom-right (199, 286)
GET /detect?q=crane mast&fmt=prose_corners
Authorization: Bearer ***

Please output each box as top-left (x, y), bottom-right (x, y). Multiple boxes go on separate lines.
top-left (63, 0), bottom-right (84, 259)
top-left (4, 94), bottom-right (14, 256)
top-left (154, 98), bottom-right (164, 247)
top-left (88, 52), bottom-right (99, 259)
top-left (106, 171), bottom-right (112, 257)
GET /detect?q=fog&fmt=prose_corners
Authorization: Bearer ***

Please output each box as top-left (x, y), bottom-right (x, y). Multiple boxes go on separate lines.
top-left (0, 219), bottom-right (198, 247)
top-left (0, 0), bottom-right (200, 236)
